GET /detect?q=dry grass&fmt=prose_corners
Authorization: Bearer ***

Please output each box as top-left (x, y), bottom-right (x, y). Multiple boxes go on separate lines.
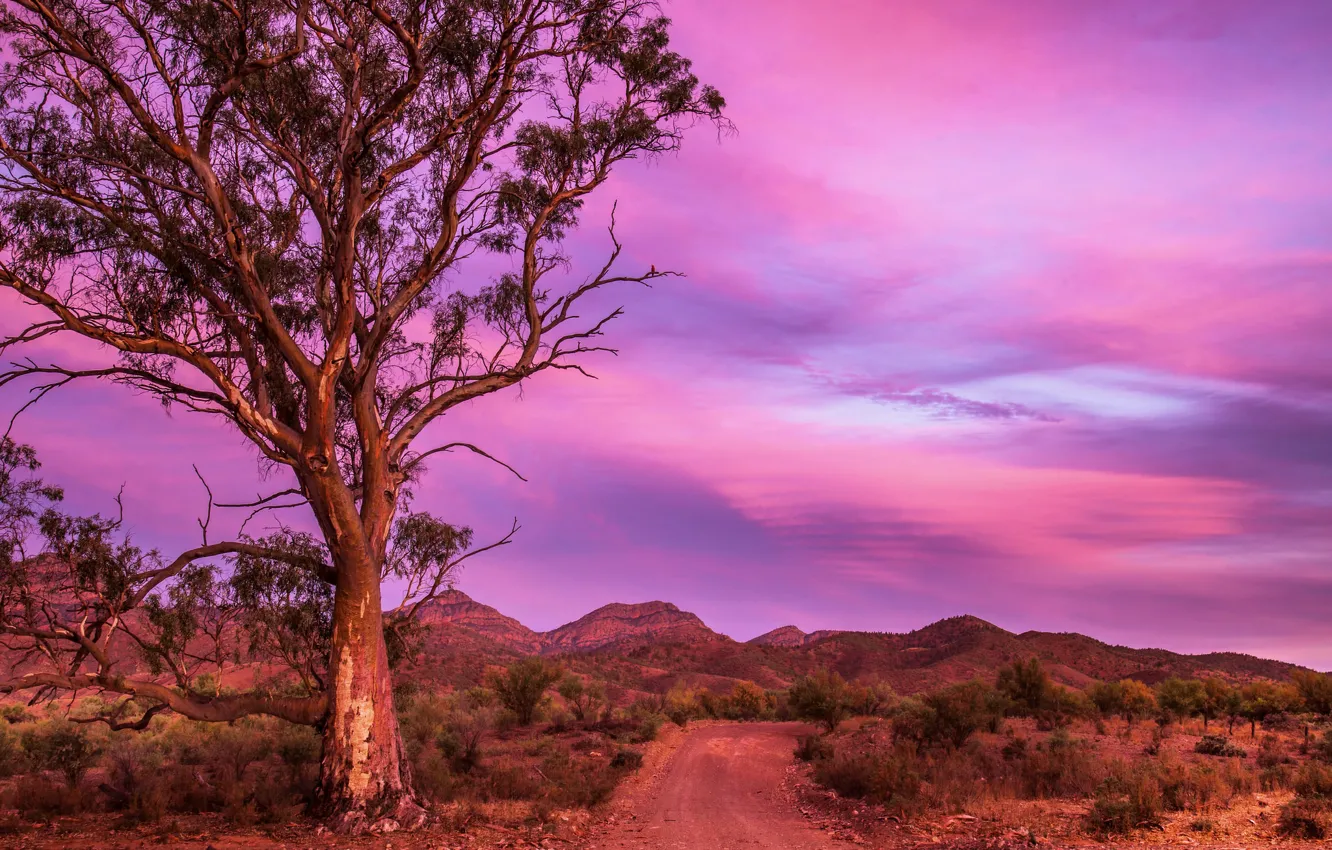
top-left (797, 715), bottom-right (1332, 846)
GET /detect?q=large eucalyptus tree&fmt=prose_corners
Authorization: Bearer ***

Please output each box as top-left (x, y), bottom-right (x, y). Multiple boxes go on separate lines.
top-left (0, 0), bottom-right (722, 830)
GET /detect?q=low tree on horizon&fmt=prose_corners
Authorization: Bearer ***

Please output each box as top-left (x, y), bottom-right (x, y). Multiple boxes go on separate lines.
top-left (0, 0), bottom-right (724, 830)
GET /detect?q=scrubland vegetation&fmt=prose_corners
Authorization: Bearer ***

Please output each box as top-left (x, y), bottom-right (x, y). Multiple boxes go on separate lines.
top-left (0, 659), bottom-right (661, 839)
top-left (1, 653), bottom-right (1330, 846)
top-left (786, 660), bottom-right (1332, 842)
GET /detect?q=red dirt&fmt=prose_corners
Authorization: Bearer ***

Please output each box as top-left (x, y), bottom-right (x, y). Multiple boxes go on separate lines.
top-left (587, 721), bottom-right (840, 850)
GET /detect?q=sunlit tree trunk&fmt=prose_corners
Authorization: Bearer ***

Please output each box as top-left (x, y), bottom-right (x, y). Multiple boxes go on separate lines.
top-left (316, 548), bottom-right (422, 829)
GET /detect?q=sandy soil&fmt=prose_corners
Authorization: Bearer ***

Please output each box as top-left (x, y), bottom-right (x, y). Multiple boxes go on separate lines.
top-left (586, 721), bottom-right (841, 850)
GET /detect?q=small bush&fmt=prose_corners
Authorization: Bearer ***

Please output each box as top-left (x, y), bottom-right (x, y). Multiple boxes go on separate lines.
top-left (633, 713), bottom-right (663, 743)
top-left (813, 745), bottom-right (923, 815)
top-left (0, 722), bottom-right (22, 777)
top-left (725, 681), bottom-right (773, 721)
top-left (1256, 734), bottom-right (1291, 769)
top-left (21, 722), bottom-right (101, 787)
top-left (1086, 778), bottom-right (1162, 835)
top-left (610, 749), bottom-right (643, 770)
top-left (788, 671), bottom-right (851, 732)
top-left (794, 734), bottom-right (834, 763)
top-left (485, 758), bottom-right (543, 800)
top-left (487, 658), bottom-right (563, 726)
top-left (540, 751), bottom-right (620, 808)
top-left (1189, 817), bottom-right (1214, 833)
top-left (1312, 730), bottom-right (1332, 763)
top-left (6, 775), bottom-right (87, 820)
top-left (1194, 735), bottom-right (1246, 757)
top-left (1277, 797), bottom-right (1329, 840)
top-left (1293, 760), bottom-right (1332, 798)
top-left (436, 707), bottom-right (491, 774)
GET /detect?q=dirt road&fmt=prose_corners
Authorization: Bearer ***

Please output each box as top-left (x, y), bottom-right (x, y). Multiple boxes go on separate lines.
top-left (588, 722), bottom-right (841, 850)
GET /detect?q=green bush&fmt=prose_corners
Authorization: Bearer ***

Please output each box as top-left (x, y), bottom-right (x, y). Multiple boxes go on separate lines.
top-left (487, 658), bottom-right (563, 726)
top-left (788, 671), bottom-right (851, 732)
top-left (0, 721), bottom-right (22, 777)
top-left (794, 734), bottom-right (834, 763)
top-left (1293, 760), bottom-right (1332, 798)
top-left (4, 775), bottom-right (88, 821)
top-left (1194, 735), bottom-right (1246, 757)
top-left (812, 744), bottom-right (923, 815)
top-left (1277, 797), bottom-right (1329, 840)
top-left (21, 722), bottom-right (100, 787)
top-left (610, 749), bottom-right (643, 770)
top-left (1086, 773), bottom-right (1162, 835)
top-left (633, 713), bottom-right (664, 743)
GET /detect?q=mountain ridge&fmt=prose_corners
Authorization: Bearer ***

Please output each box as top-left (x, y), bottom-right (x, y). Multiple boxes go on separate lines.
top-left (410, 589), bottom-right (1320, 693)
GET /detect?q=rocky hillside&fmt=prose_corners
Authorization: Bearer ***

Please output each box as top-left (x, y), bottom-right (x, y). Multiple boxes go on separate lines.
top-left (749, 625), bottom-right (841, 648)
top-left (542, 601), bottom-right (723, 654)
top-left (411, 592), bottom-right (725, 656)
top-left (414, 590), bottom-right (545, 654)
top-left (410, 593), bottom-right (1318, 695)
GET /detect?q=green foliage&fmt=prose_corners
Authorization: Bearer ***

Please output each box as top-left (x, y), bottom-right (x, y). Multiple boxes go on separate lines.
top-left (664, 682), bottom-right (701, 727)
top-left (1278, 797), bottom-right (1329, 840)
top-left (21, 722), bottom-right (100, 787)
top-left (921, 680), bottom-right (1004, 748)
top-left (1155, 677), bottom-right (1206, 724)
top-left (1119, 679), bottom-right (1157, 724)
top-left (846, 678), bottom-right (897, 717)
top-left (610, 749), bottom-right (643, 770)
top-left (487, 658), bottom-right (563, 726)
top-left (1292, 670), bottom-right (1332, 716)
top-left (1194, 735), bottom-right (1246, 758)
top-left (557, 675), bottom-right (607, 724)
top-left (795, 734), bottom-right (834, 762)
top-left (0, 721), bottom-right (21, 777)
top-left (787, 670), bottom-right (851, 732)
top-left (997, 658), bottom-right (1054, 715)
top-left (813, 744), bottom-right (924, 815)
top-left (724, 681), bottom-right (773, 721)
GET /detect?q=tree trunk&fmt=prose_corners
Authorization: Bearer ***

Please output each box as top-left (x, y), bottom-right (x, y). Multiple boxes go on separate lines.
top-left (315, 551), bottom-right (424, 833)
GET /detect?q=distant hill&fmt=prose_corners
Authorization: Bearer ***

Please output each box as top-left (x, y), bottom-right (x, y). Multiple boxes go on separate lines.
top-left (408, 593), bottom-right (724, 657)
top-left (406, 592), bottom-right (1317, 696)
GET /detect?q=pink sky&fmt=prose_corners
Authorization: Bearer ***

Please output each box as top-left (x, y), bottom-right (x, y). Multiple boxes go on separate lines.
top-left (3, 1), bottom-right (1331, 667)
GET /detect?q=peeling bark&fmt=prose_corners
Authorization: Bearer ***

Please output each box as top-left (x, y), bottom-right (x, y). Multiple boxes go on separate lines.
top-left (313, 548), bottom-right (423, 833)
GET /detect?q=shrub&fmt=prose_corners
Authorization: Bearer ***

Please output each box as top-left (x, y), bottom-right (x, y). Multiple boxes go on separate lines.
top-left (275, 724), bottom-right (321, 773)
top-left (487, 658), bottom-right (563, 726)
top-left (794, 734), bottom-right (834, 763)
top-left (436, 707), bottom-right (491, 774)
top-left (633, 713), bottom-right (663, 743)
top-left (485, 757), bottom-right (543, 800)
top-left (664, 682), bottom-right (700, 727)
top-left (997, 657), bottom-right (1054, 716)
top-left (921, 680), bottom-right (1002, 748)
top-left (788, 670), bottom-right (851, 732)
top-left (812, 744), bottom-right (923, 815)
top-left (1277, 797), bottom-right (1329, 840)
top-left (1194, 735), bottom-right (1246, 757)
top-left (5, 775), bottom-right (88, 820)
top-left (725, 681), bottom-right (772, 721)
top-left (557, 675), bottom-right (606, 724)
top-left (1293, 760), bottom-right (1332, 798)
top-left (610, 749), bottom-right (643, 770)
top-left (1086, 773), bottom-right (1162, 835)
top-left (1312, 730), bottom-right (1332, 763)
top-left (846, 679), bottom-right (897, 718)
top-left (0, 722), bottom-right (21, 777)
top-left (1016, 730), bottom-right (1106, 798)
top-left (540, 750), bottom-right (621, 808)
top-left (0, 705), bottom-right (32, 724)
top-left (102, 736), bottom-right (167, 820)
top-left (21, 722), bottom-right (100, 787)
